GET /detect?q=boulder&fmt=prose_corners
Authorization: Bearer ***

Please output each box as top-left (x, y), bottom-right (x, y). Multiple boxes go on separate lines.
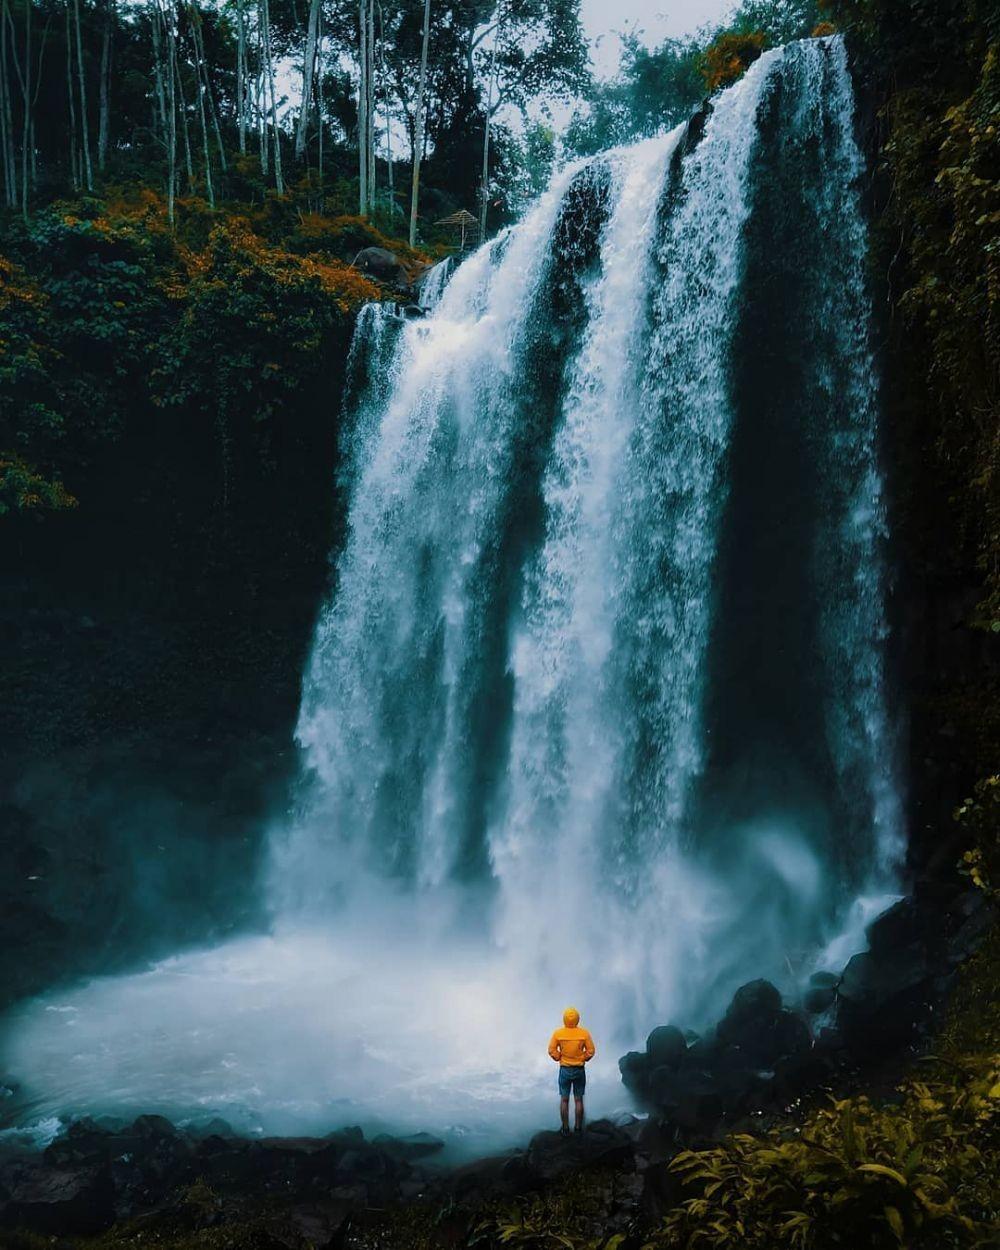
top-left (804, 971), bottom-right (839, 1014)
top-left (647, 1065), bottom-right (683, 1107)
top-left (619, 1050), bottom-right (649, 1094)
top-left (186, 1117), bottom-right (236, 1140)
top-left (269, 1200), bottom-right (352, 1250)
top-left (837, 947), bottom-right (935, 1057)
top-left (803, 984), bottom-right (836, 1014)
top-left (721, 979), bottom-right (782, 1027)
top-left (526, 1120), bottom-right (632, 1182)
top-left (645, 1025), bottom-right (687, 1070)
top-left (0, 1158), bottom-right (114, 1235)
top-left (372, 1131), bottom-right (444, 1160)
top-left (353, 246), bottom-right (410, 289)
top-left (865, 897), bottom-right (926, 955)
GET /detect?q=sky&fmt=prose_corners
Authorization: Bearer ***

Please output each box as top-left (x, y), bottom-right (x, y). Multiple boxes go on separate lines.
top-left (581, 0), bottom-right (735, 77)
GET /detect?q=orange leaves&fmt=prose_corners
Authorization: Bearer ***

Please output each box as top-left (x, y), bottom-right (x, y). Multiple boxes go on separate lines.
top-left (191, 217), bottom-right (381, 312)
top-left (0, 255), bottom-right (47, 316)
top-left (701, 31), bottom-right (768, 93)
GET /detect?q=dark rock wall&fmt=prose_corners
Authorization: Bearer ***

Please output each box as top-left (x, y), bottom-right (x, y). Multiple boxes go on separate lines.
top-left (0, 327), bottom-right (354, 1007)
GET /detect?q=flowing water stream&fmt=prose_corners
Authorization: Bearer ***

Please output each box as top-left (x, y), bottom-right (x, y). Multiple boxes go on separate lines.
top-left (1, 36), bottom-right (902, 1153)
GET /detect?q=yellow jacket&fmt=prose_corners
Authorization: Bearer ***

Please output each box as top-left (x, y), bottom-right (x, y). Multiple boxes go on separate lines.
top-left (548, 1007), bottom-right (595, 1067)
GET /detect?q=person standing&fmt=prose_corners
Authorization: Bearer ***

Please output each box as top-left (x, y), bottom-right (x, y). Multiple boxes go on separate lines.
top-left (547, 1006), bottom-right (595, 1135)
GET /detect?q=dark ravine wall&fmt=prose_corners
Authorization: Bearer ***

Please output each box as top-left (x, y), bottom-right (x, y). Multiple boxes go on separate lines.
top-left (841, 7), bottom-right (1000, 868)
top-left (0, 318), bottom-right (355, 1007)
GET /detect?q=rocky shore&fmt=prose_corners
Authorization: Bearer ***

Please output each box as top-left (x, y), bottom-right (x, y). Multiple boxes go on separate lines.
top-left (1, 878), bottom-right (993, 1248)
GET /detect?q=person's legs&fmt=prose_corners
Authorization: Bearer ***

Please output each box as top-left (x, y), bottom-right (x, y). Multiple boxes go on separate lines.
top-left (574, 1095), bottom-right (584, 1131)
top-left (560, 1095), bottom-right (570, 1132)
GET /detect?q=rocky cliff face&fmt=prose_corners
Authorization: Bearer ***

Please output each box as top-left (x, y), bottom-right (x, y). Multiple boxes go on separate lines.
top-left (0, 316), bottom-right (354, 1008)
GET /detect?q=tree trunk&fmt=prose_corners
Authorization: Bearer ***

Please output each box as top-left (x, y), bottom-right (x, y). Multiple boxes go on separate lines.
top-left (408, 0), bottom-right (429, 246)
top-left (18, 0), bottom-right (28, 217)
top-left (150, 0), bottom-right (166, 139)
top-left (479, 17), bottom-right (501, 243)
top-left (187, 8), bottom-right (213, 205)
top-left (366, 0), bottom-right (374, 204)
top-left (257, 58), bottom-right (267, 173)
top-left (260, 0), bottom-right (282, 191)
top-left (97, 0), bottom-right (111, 170)
top-left (235, 0), bottom-right (245, 153)
top-left (315, 7), bottom-right (322, 189)
top-left (163, 0), bottom-right (176, 222)
top-left (378, 2), bottom-right (392, 213)
top-left (0, 4), bottom-right (7, 204)
top-left (294, 0), bottom-right (319, 159)
top-left (357, 0), bottom-right (367, 213)
top-left (0, 0), bottom-right (16, 207)
top-left (73, 0), bottom-right (93, 188)
top-left (65, 0), bottom-right (79, 188)
top-left (190, 4), bottom-right (226, 173)
top-left (28, 11), bottom-right (50, 187)
top-left (170, 10), bottom-right (193, 186)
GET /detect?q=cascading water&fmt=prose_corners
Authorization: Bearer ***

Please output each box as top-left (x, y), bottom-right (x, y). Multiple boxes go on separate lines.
top-left (0, 36), bottom-right (903, 1151)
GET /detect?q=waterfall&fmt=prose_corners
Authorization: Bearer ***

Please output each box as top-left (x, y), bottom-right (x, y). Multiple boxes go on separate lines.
top-left (274, 35), bottom-right (903, 1021)
top-left (1, 35), bottom-right (904, 1146)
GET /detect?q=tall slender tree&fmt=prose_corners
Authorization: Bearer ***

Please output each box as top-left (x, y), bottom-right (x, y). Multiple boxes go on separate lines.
top-left (295, 0), bottom-right (320, 158)
top-left (235, 0), bottom-right (246, 152)
top-left (73, 0), bottom-right (93, 188)
top-left (479, 7), bottom-right (502, 242)
top-left (19, 0), bottom-right (30, 217)
top-left (377, 0), bottom-right (392, 212)
top-left (187, 3), bottom-right (214, 203)
top-left (357, 0), bottom-right (367, 212)
top-left (97, 0), bottom-right (111, 170)
top-left (0, 0), bottom-right (14, 205)
top-left (260, 0), bottom-right (281, 190)
top-left (408, 0), bottom-right (430, 245)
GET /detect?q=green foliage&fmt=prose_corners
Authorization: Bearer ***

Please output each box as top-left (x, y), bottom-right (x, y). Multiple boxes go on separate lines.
top-left (564, 0), bottom-right (819, 155)
top-left (649, 1067), bottom-right (1000, 1248)
top-left (821, 0), bottom-right (1000, 788)
top-left (0, 188), bottom-right (387, 526)
top-left (958, 776), bottom-right (1000, 896)
top-left (469, 1168), bottom-right (635, 1250)
top-left (0, 452), bottom-right (77, 516)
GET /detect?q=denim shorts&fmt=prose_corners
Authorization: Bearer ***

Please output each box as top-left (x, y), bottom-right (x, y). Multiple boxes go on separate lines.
top-left (558, 1064), bottom-right (586, 1097)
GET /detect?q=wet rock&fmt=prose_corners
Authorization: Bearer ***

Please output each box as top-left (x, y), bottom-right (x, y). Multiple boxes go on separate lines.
top-left (682, 1036), bottom-right (720, 1073)
top-left (647, 1064), bottom-right (684, 1107)
top-left (619, 1049), bottom-right (649, 1094)
top-left (838, 947), bottom-right (931, 1006)
top-left (646, 1024), bottom-right (686, 1069)
top-left (0, 1158), bottom-right (114, 1235)
top-left (804, 972), bottom-right (839, 1014)
top-left (866, 897), bottom-right (927, 955)
top-left (717, 979), bottom-right (782, 1040)
top-left (526, 1120), bottom-right (633, 1182)
top-left (372, 1130), bottom-right (445, 1160)
top-left (445, 1151), bottom-right (526, 1200)
top-left (353, 246), bottom-right (410, 289)
top-left (187, 1116), bottom-right (236, 1140)
top-left (803, 984), bottom-right (837, 1013)
top-left (270, 1200), bottom-right (351, 1250)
